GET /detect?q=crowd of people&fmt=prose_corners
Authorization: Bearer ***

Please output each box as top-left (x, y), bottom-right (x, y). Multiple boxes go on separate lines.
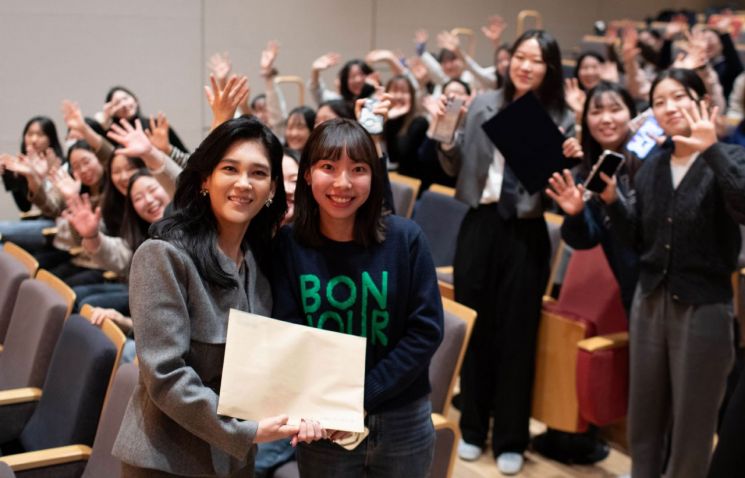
top-left (1, 7), bottom-right (745, 478)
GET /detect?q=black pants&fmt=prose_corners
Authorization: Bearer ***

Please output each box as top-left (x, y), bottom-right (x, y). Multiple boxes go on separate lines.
top-left (455, 205), bottom-right (550, 455)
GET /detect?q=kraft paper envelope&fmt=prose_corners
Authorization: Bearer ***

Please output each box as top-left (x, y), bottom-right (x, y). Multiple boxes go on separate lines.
top-left (217, 309), bottom-right (366, 433)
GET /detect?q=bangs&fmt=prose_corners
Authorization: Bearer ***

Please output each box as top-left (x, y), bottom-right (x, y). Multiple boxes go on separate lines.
top-left (589, 91), bottom-right (624, 110)
top-left (310, 122), bottom-right (377, 167)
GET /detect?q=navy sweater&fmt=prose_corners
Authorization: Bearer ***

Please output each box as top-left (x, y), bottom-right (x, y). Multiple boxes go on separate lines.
top-left (271, 215), bottom-right (444, 414)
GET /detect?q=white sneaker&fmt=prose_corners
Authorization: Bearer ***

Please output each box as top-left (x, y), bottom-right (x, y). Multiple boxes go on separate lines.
top-left (497, 452), bottom-right (524, 475)
top-left (457, 439), bottom-right (482, 461)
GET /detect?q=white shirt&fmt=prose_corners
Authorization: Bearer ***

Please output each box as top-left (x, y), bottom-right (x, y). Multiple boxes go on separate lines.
top-left (480, 147), bottom-right (505, 203)
top-left (670, 153), bottom-right (698, 189)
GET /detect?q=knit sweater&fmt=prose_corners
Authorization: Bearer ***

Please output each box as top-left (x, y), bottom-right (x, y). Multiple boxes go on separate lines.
top-left (607, 142), bottom-right (745, 304)
top-left (271, 215), bottom-right (444, 413)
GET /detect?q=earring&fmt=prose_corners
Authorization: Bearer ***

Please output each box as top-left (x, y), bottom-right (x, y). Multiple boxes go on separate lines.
top-left (265, 198), bottom-right (273, 208)
top-left (200, 189), bottom-right (209, 197)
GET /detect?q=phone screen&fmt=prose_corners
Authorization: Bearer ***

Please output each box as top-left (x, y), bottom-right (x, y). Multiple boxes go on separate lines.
top-left (626, 114), bottom-right (663, 159)
top-left (429, 98), bottom-right (463, 143)
top-left (584, 150), bottom-right (625, 193)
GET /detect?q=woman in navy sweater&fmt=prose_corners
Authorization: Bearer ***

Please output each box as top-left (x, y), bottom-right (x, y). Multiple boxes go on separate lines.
top-left (272, 118), bottom-right (443, 478)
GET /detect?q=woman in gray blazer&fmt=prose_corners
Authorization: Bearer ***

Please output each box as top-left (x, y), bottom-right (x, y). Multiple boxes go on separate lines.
top-left (112, 116), bottom-right (325, 477)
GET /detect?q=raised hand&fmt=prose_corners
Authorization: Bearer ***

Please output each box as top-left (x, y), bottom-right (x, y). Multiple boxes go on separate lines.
top-left (62, 100), bottom-right (86, 135)
top-left (621, 27), bottom-right (641, 64)
top-left (414, 29), bottom-right (429, 46)
top-left (437, 30), bottom-right (461, 52)
top-left (207, 52), bottom-right (232, 88)
top-left (204, 74), bottom-right (250, 129)
top-left (260, 41), bottom-right (280, 78)
top-left (673, 100), bottom-right (719, 153)
top-left (564, 78), bottom-right (586, 114)
top-left (545, 169), bottom-right (585, 216)
top-left (312, 52), bottom-right (341, 72)
top-left (481, 15), bottom-right (507, 46)
top-left (3, 154), bottom-right (35, 178)
top-left (600, 61), bottom-right (620, 83)
top-left (50, 166), bottom-right (82, 202)
top-left (146, 112), bottom-right (172, 154)
top-left (408, 56), bottom-right (429, 85)
top-left (107, 118), bottom-right (155, 158)
top-left (102, 96), bottom-right (125, 125)
top-left (62, 193), bottom-right (101, 239)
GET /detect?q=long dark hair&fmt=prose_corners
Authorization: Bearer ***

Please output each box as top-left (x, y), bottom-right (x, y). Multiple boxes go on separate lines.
top-left (384, 75), bottom-right (417, 134)
top-left (503, 30), bottom-right (567, 116)
top-left (580, 81), bottom-right (639, 178)
top-left (121, 169), bottom-right (162, 253)
top-left (339, 59), bottom-right (374, 102)
top-left (293, 118), bottom-right (386, 247)
top-left (20, 116), bottom-right (64, 158)
top-left (101, 151), bottom-right (145, 236)
top-left (150, 115), bottom-right (286, 289)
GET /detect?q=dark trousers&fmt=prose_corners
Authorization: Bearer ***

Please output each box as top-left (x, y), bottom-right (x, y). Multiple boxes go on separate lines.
top-left (454, 205), bottom-right (550, 455)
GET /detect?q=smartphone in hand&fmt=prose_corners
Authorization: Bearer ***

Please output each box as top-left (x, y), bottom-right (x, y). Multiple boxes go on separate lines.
top-left (429, 97), bottom-right (464, 144)
top-left (584, 150), bottom-right (625, 193)
top-left (359, 98), bottom-right (384, 135)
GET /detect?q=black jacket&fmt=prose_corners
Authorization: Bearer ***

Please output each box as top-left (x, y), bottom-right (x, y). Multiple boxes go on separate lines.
top-left (607, 142), bottom-right (745, 304)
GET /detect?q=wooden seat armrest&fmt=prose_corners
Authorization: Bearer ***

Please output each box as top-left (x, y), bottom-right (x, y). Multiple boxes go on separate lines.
top-left (18, 211), bottom-right (42, 220)
top-left (436, 266), bottom-right (453, 275)
top-left (577, 332), bottom-right (629, 352)
top-left (542, 295), bottom-right (557, 304)
top-left (0, 344), bottom-right (3, 353)
top-left (0, 445), bottom-right (91, 471)
top-left (0, 387), bottom-right (42, 406)
top-left (41, 227), bottom-right (58, 237)
top-left (431, 412), bottom-right (450, 429)
top-left (740, 267), bottom-right (745, 276)
top-left (68, 246), bottom-right (84, 256)
top-left (103, 270), bottom-right (119, 281)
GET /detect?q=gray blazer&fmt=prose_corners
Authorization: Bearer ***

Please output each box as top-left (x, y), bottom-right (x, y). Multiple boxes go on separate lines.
top-left (112, 239), bottom-right (272, 477)
top-left (438, 89), bottom-right (575, 215)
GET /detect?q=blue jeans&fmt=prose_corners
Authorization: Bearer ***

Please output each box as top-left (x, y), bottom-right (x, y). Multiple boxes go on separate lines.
top-left (0, 218), bottom-right (54, 252)
top-left (74, 282), bottom-right (129, 315)
top-left (296, 396), bottom-right (434, 478)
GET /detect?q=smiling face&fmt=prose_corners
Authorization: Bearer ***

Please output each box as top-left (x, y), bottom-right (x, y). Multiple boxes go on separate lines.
top-left (282, 155), bottom-right (299, 223)
top-left (578, 55), bottom-right (602, 90)
top-left (586, 91), bottom-right (632, 150)
top-left (509, 38), bottom-right (547, 97)
top-left (70, 148), bottom-right (104, 187)
top-left (651, 78), bottom-right (697, 138)
top-left (130, 175), bottom-right (170, 224)
top-left (201, 139), bottom-right (275, 235)
top-left (285, 113), bottom-right (311, 151)
top-left (110, 89), bottom-right (139, 120)
top-left (110, 154), bottom-right (138, 195)
top-left (306, 149), bottom-right (371, 241)
top-left (346, 65), bottom-right (367, 96)
top-left (24, 121), bottom-right (50, 154)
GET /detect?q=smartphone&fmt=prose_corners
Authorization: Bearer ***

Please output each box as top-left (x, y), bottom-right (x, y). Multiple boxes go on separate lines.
top-left (584, 150), bottom-right (625, 193)
top-left (626, 111), bottom-right (664, 159)
top-left (359, 98), bottom-right (384, 135)
top-left (429, 97), bottom-right (464, 143)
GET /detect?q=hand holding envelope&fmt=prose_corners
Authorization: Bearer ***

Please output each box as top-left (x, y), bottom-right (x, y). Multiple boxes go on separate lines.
top-left (218, 309), bottom-right (367, 434)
